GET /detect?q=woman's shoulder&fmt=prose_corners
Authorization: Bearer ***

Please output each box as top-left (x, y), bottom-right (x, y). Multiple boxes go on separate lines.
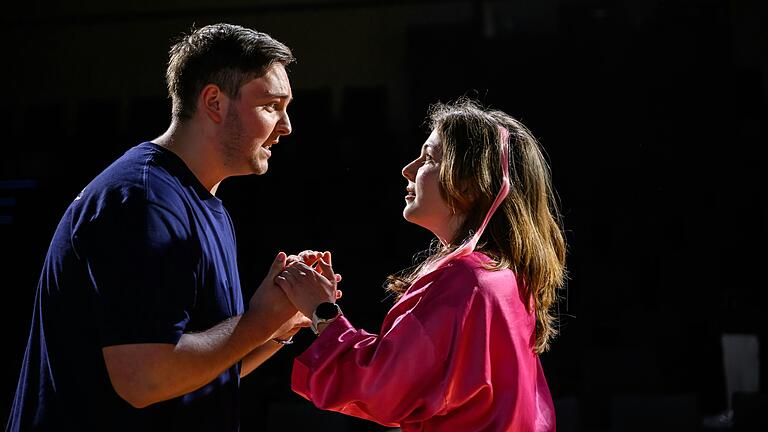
top-left (435, 252), bottom-right (518, 295)
top-left (451, 253), bottom-right (530, 317)
top-left (447, 251), bottom-right (507, 275)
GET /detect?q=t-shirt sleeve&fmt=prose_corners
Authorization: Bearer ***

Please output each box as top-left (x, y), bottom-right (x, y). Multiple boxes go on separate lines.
top-left (75, 197), bottom-right (197, 347)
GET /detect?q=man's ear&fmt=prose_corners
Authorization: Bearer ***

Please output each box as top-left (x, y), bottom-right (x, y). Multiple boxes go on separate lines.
top-left (199, 84), bottom-right (227, 124)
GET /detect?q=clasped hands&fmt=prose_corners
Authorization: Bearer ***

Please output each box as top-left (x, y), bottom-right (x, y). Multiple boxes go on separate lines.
top-left (268, 250), bottom-right (342, 341)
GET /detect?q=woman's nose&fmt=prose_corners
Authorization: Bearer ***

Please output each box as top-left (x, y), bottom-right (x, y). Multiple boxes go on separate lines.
top-left (402, 159), bottom-right (417, 181)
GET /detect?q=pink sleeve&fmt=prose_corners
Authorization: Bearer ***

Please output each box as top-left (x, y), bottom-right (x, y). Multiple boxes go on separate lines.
top-left (291, 261), bottom-right (501, 427)
top-left (291, 313), bottom-right (448, 426)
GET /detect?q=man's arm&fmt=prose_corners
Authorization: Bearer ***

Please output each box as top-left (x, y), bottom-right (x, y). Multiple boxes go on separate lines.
top-left (103, 252), bottom-right (294, 408)
top-left (237, 252), bottom-right (342, 378)
top-left (239, 340), bottom-right (284, 378)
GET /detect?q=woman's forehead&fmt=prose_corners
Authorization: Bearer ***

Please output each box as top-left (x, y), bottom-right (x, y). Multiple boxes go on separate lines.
top-left (423, 130), bottom-right (442, 151)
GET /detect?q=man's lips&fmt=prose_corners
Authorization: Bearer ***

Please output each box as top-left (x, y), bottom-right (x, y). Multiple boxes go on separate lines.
top-left (262, 140), bottom-right (278, 157)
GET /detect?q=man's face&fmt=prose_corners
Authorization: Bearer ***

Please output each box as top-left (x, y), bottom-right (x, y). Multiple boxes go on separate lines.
top-left (221, 63), bottom-right (293, 175)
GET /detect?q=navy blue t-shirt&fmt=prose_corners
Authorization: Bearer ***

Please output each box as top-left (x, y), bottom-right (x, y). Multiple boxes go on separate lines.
top-left (7, 142), bottom-right (245, 431)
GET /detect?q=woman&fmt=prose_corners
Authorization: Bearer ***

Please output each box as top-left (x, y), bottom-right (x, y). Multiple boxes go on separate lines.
top-left (277, 98), bottom-right (566, 431)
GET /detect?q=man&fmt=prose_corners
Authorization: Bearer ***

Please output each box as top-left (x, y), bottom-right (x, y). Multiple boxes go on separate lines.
top-left (7, 23), bottom-right (308, 431)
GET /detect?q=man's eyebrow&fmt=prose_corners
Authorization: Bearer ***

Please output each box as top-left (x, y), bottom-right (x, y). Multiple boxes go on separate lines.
top-left (265, 92), bottom-right (292, 100)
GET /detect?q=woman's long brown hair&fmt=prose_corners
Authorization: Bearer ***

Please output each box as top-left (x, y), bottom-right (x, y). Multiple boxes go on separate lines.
top-left (387, 98), bottom-right (567, 354)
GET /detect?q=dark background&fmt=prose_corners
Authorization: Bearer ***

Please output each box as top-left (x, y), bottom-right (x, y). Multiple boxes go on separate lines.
top-left (1, 0), bottom-right (766, 431)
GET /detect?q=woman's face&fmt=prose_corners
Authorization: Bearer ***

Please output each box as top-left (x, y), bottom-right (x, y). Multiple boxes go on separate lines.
top-left (402, 130), bottom-right (462, 244)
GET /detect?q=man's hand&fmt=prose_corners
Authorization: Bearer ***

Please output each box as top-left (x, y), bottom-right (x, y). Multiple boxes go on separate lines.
top-left (248, 252), bottom-right (297, 322)
top-left (276, 251), bottom-right (339, 318)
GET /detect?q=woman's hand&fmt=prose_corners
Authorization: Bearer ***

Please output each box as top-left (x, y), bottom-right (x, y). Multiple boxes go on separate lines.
top-left (287, 250), bottom-right (343, 283)
top-left (277, 251), bottom-right (341, 317)
top-left (272, 311), bottom-right (312, 341)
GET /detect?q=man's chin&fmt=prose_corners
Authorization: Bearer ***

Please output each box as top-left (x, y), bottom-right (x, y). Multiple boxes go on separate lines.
top-left (232, 161), bottom-right (267, 176)
top-left (251, 160), bottom-right (268, 175)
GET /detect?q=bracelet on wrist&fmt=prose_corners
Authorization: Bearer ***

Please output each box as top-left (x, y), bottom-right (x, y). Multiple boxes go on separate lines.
top-left (272, 336), bottom-right (294, 345)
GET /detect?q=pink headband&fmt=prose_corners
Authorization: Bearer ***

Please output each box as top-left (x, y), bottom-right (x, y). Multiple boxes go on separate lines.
top-left (420, 126), bottom-right (511, 276)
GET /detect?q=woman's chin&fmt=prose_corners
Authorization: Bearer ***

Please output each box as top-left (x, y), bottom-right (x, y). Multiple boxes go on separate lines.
top-left (403, 205), bottom-right (417, 222)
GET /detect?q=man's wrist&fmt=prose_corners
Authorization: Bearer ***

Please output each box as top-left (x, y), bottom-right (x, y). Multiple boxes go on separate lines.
top-left (272, 336), bottom-right (294, 345)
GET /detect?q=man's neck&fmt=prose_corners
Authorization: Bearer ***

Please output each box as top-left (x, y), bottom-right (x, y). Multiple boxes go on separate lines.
top-left (153, 120), bottom-right (226, 194)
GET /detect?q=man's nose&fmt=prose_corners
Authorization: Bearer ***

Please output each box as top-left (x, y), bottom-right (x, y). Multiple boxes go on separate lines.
top-left (277, 111), bottom-right (292, 136)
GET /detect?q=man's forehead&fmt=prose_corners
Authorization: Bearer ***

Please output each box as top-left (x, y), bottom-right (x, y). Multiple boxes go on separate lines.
top-left (247, 64), bottom-right (292, 98)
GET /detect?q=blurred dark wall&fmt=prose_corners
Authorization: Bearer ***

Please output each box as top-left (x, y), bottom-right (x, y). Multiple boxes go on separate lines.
top-left (1, 1), bottom-right (766, 430)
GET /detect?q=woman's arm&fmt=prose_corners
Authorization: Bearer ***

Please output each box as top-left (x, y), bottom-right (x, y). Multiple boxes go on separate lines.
top-left (286, 258), bottom-right (498, 427)
top-left (291, 312), bottom-right (449, 426)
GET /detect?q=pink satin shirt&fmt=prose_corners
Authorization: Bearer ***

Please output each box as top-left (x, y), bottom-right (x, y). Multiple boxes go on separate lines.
top-left (292, 252), bottom-right (556, 432)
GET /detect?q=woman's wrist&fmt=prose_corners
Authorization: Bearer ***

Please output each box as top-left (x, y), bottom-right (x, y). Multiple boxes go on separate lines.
top-left (315, 321), bottom-right (331, 335)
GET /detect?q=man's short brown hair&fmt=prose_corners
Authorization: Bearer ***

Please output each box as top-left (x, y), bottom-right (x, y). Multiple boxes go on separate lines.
top-left (166, 23), bottom-right (295, 121)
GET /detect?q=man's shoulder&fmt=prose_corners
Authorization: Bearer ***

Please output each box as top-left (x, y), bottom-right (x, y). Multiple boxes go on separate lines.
top-left (69, 143), bottom-right (188, 222)
top-left (84, 142), bottom-right (156, 191)
top-left (91, 142), bottom-right (189, 200)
